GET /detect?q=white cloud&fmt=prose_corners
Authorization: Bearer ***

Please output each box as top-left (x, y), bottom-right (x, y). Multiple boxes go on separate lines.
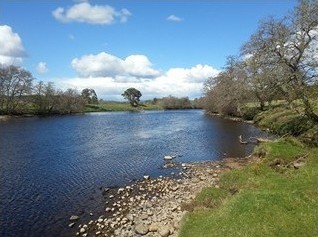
top-left (36, 62), bottom-right (48, 74)
top-left (52, 2), bottom-right (131, 25)
top-left (166, 15), bottom-right (183, 22)
top-left (57, 52), bottom-right (220, 100)
top-left (71, 52), bottom-right (160, 78)
top-left (0, 25), bottom-right (25, 66)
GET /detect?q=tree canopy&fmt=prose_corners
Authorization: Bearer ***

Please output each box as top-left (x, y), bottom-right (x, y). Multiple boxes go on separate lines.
top-left (121, 88), bottom-right (142, 107)
top-left (81, 88), bottom-right (98, 104)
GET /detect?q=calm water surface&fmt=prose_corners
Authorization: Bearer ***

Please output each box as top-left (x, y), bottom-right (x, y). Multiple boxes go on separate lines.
top-left (0, 110), bottom-right (271, 237)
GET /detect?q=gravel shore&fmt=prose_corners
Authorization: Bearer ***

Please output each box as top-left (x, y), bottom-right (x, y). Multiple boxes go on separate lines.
top-left (71, 157), bottom-right (252, 237)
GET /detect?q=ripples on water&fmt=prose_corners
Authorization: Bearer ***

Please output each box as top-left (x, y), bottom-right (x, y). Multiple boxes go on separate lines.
top-left (0, 110), bottom-right (272, 236)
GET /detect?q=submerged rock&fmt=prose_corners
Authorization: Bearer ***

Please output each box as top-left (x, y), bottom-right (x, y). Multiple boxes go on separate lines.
top-left (164, 156), bottom-right (173, 160)
top-left (69, 215), bottom-right (80, 221)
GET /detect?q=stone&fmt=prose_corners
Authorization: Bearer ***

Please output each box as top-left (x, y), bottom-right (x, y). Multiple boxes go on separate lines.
top-left (140, 213), bottom-right (148, 220)
top-left (149, 223), bottom-right (159, 232)
top-left (79, 227), bottom-right (86, 233)
top-left (143, 175), bottom-right (150, 180)
top-left (69, 215), bottom-right (80, 221)
top-left (164, 156), bottom-right (173, 160)
top-left (126, 214), bottom-right (134, 221)
top-left (135, 224), bottom-right (149, 235)
top-left (293, 162), bottom-right (305, 169)
top-left (158, 226), bottom-right (170, 237)
top-left (68, 223), bottom-right (75, 228)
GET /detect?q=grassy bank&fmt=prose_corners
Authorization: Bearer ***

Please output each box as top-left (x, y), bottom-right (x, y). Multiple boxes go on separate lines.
top-left (179, 138), bottom-right (318, 237)
top-left (84, 102), bottom-right (163, 112)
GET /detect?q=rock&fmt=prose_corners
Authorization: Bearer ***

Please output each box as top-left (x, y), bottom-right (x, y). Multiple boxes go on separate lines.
top-left (293, 162), bottom-right (305, 169)
top-left (79, 227), bottom-right (86, 233)
top-left (135, 224), bottom-right (149, 235)
top-left (126, 214), bottom-right (134, 222)
top-left (143, 175), bottom-right (150, 180)
top-left (118, 188), bottom-right (125, 194)
top-left (164, 156), bottom-right (173, 160)
top-left (158, 226), bottom-right (170, 237)
top-left (149, 223), bottom-right (159, 232)
top-left (140, 213), bottom-right (148, 220)
top-left (69, 215), bottom-right (80, 221)
top-left (68, 223), bottom-right (75, 228)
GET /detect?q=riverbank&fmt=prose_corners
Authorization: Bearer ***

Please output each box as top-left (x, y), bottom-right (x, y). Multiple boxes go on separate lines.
top-left (71, 157), bottom-right (255, 237)
top-left (179, 138), bottom-right (318, 237)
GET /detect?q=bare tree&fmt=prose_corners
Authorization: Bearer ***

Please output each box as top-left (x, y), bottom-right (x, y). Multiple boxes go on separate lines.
top-left (242, 0), bottom-right (318, 121)
top-left (203, 57), bottom-right (249, 116)
top-left (0, 65), bottom-right (33, 114)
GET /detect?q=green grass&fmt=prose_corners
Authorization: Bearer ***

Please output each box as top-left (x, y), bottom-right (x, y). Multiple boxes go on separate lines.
top-left (179, 139), bottom-right (318, 237)
top-left (254, 106), bottom-right (318, 147)
top-left (84, 102), bottom-right (163, 112)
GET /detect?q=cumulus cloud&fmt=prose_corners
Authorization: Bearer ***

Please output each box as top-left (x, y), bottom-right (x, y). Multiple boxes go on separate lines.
top-left (166, 15), bottom-right (183, 22)
top-left (0, 25), bottom-right (26, 66)
top-left (71, 52), bottom-right (160, 78)
top-left (58, 52), bottom-right (220, 100)
top-left (52, 2), bottom-right (131, 24)
top-left (36, 62), bottom-right (48, 74)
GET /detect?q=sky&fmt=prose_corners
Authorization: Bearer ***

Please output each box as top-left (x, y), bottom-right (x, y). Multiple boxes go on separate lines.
top-left (0, 0), bottom-right (297, 100)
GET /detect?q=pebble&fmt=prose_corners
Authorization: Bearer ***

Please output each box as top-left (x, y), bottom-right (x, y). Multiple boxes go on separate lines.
top-left (135, 224), bottom-right (149, 235)
top-left (69, 215), bottom-right (80, 221)
top-left (164, 156), bottom-right (173, 160)
top-left (158, 226), bottom-right (170, 237)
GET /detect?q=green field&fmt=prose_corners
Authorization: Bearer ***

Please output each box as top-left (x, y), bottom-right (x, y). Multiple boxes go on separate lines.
top-left (84, 102), bottom-right (163, 113)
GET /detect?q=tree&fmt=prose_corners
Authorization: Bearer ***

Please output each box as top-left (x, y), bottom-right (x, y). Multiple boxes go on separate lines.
top-left (81, 88), bottom-right (98, 104)
top-left (203, 57), bottom-right (250, 116)
top-left (121, 88), bottom-right (142, 107)
top-left (0, 65), bottom-right (33, 114)
top-left (242, 0), bottom-right (318, 121)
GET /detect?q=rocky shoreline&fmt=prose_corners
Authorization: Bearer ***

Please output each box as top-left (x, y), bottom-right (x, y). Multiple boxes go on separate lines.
top-left (71, 157), bottom-right (253, 237)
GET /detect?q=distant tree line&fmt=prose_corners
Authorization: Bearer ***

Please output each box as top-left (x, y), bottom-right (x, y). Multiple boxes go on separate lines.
top-left (150, 96), bottom-right (203, 110)
top-left (203, 0), bottom-right (318, 122)
top-left (0, 65), bottom-right (98, 115)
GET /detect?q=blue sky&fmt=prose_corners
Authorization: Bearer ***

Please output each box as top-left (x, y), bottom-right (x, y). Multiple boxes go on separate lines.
top-left (0, 0), bottom-right (297, 100)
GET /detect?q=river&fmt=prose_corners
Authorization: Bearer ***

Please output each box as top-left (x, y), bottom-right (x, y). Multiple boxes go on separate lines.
top-left (0, 110), bottom-right (271, 237)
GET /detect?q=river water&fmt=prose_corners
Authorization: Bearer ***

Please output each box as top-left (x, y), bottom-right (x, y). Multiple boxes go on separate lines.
top-left (0, 110), bottom-right (271, 236)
